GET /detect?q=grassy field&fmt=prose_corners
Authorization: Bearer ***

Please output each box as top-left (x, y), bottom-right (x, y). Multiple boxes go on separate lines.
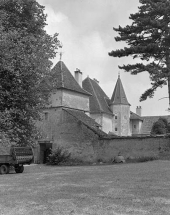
top-left (0, 161), bottom-right (170, 215)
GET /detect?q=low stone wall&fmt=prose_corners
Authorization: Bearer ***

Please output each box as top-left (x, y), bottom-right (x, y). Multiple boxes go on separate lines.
top-left (96, 136), bottom-right (170, 162)
top-left (34, 135), bottom-right (170, 163)
top-left (35, 111), bottom-right (100, 163)
top-left (34, 106), bottom-right (170, 163)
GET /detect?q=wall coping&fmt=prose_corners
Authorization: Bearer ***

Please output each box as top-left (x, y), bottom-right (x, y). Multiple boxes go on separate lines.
top-left (100, 134), bottom-right (170, 140)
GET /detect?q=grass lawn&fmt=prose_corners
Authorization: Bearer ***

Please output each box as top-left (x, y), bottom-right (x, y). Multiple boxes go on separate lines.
top-left (0, 161), bottom-right (170, 215)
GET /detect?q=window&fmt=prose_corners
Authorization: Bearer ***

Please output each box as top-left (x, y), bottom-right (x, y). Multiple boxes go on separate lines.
top-left (134, 125), bottom-right (136, 129)
top-left (44, 112), bottom-right (49, 120)
top-left (115, 115), bottom-right (117, 119)
top-left (115, 128), bottom-right (118, 131)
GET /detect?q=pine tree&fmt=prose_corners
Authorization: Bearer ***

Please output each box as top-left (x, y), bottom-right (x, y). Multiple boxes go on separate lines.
top-left (109, 0), bottom-right (170, 105)
top-left (0, 0), bottom-right (60, 145)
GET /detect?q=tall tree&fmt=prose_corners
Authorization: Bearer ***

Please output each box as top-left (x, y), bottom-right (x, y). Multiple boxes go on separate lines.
top-left (109, 0), bottom-right (170, 106)
top-left (0, 0), bottom-right (60, 145)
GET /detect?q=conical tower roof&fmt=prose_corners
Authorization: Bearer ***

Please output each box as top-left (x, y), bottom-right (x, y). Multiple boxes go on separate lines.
top-left (111, 75), bottom-right (130, 105)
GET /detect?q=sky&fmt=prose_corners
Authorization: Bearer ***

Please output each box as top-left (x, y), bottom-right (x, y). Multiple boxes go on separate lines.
top-left (37, 0), bottom-right (169, 116)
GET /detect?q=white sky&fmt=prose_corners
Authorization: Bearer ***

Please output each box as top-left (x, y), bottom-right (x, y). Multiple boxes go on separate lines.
top-left (37, 0), bottom-right (169, 116)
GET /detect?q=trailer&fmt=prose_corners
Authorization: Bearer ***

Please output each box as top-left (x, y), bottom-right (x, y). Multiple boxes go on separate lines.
top-left (0, 146), bottom-right (34, 174)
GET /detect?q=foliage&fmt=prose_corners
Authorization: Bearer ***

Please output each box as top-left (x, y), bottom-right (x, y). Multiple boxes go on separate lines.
top-left (0, 0), bottom-right (60, 145)
top-left (126, 155), bottom-right (159, 163)
top-left (151, 117), bottom-right (170, 134)
top-left (109, 0), bottom-right (170, 103)
top-left (47, 147), bottom-right (71, 165)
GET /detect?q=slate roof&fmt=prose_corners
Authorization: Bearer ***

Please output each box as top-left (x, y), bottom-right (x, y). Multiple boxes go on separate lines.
top-left (111, 76), bottom-right (130, 105)
top-left (82, 77), bottom-right (113, 115)
top-left (140, 115), bottom-right (170, 135)
top-left (130, 111), bottom-right (143, 121)
top-left (48, 61), bottom-right (91, 96)
top-left (63, 108), bottom-right (107, 137)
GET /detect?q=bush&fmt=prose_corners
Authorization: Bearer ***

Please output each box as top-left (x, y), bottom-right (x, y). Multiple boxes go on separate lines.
top-left (151, 117), bottom-right (168, 135)
top-left (126, 155), bottom-right (159, 163)
top-left (47, 147), bottom-right (71, 165)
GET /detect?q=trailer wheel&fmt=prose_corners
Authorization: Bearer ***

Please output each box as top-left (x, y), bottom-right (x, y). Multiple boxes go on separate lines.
top-left (15, 165), bottom-right (24, 173)
top-left (0, 165), bottom-right (9, 174)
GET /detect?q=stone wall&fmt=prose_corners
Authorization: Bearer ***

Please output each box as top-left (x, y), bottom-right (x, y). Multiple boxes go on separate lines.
top-left (62, 90), bottom-right (89, 111)
top-left (51, 110), bottom-right (99, 162)
top-left (35, 108), bottom-right (100, 163)
top-left (96, 136), bottom-right (170, 162)
top-left (101, 114), bottom-right (113, 134)
top-left (90, 113), bottom-right (113, 134)
top-left (35, 106), bottom-right (170, 163)
top-left (111, 104), bottom-right (130, 136)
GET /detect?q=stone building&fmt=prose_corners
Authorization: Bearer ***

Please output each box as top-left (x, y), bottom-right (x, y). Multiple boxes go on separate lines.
top-left (35, 60), bottom-right (170, 163)
top-left (36, 61), bottom-right (106, 163)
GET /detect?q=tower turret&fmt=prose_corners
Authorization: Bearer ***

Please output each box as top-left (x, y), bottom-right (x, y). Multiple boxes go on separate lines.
top-left (110, 75), bottom-right (131, 136)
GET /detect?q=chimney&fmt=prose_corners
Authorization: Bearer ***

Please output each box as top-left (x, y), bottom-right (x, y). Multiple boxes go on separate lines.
top-left (93, 78), bottom-right (99, 84)
top-left (74, 68), bottom-right (82, 87)
top-left (136, 106), bottom-right (142, 116)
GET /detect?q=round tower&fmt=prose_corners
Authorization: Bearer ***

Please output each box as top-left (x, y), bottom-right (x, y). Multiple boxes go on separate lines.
top-left (110, 75), bottom-right (131, 136)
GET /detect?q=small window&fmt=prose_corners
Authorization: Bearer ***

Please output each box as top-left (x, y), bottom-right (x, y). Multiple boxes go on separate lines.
top-left (115, 115), bottom-right (117, 119)
top-left (134, 125), bottom-right (136, 129)
top-left (44, 112), bottom-right (49, 120)
top-left (115, 127), bottom-right (118, 131)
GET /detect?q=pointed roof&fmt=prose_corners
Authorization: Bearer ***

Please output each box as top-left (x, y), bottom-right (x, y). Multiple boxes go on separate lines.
top-left (82, 77), bottom-right (113, 114)
top-left (111, 75), bottom-right (130, 105)
top-left (49, 61), bottom-right (91, 96)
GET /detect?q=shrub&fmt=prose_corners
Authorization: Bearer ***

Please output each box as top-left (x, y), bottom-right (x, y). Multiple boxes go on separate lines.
top-left (47, 146), bottom-right (71, 165)
top-left (151, 117), bottom-right (168, 135)
top-left (126, 155), bottom-right (159, 163)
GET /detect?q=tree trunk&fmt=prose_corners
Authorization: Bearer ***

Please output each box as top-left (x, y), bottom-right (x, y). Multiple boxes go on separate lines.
top-left (166, 54), bottom-right (170, 109)
top-left (168, 76), bottom-right (170, 108)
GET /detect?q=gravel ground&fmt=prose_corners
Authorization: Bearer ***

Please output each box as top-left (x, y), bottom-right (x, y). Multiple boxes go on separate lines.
top-left (0, 160), bottom-right (170, 215)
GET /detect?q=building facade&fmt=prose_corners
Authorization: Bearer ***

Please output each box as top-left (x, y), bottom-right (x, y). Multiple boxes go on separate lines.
top-left (35, 60), bottom-right (170, 163)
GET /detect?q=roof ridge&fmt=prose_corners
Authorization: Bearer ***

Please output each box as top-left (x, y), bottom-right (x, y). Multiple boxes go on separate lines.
top-left (63, 108), bottom-right (106, 137)
top-left (104, 97), bottom-right (113, 113)
top-left (130, 111), bottom-right (140, 116)
top-left (83, 77), bottom-right (113, 114)
top-left (60, 61), bottom-right (64, 87)
top-left (142, 115), bottom-right (170, 118)
top-left (88, 78), bottom-right (103, 112)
